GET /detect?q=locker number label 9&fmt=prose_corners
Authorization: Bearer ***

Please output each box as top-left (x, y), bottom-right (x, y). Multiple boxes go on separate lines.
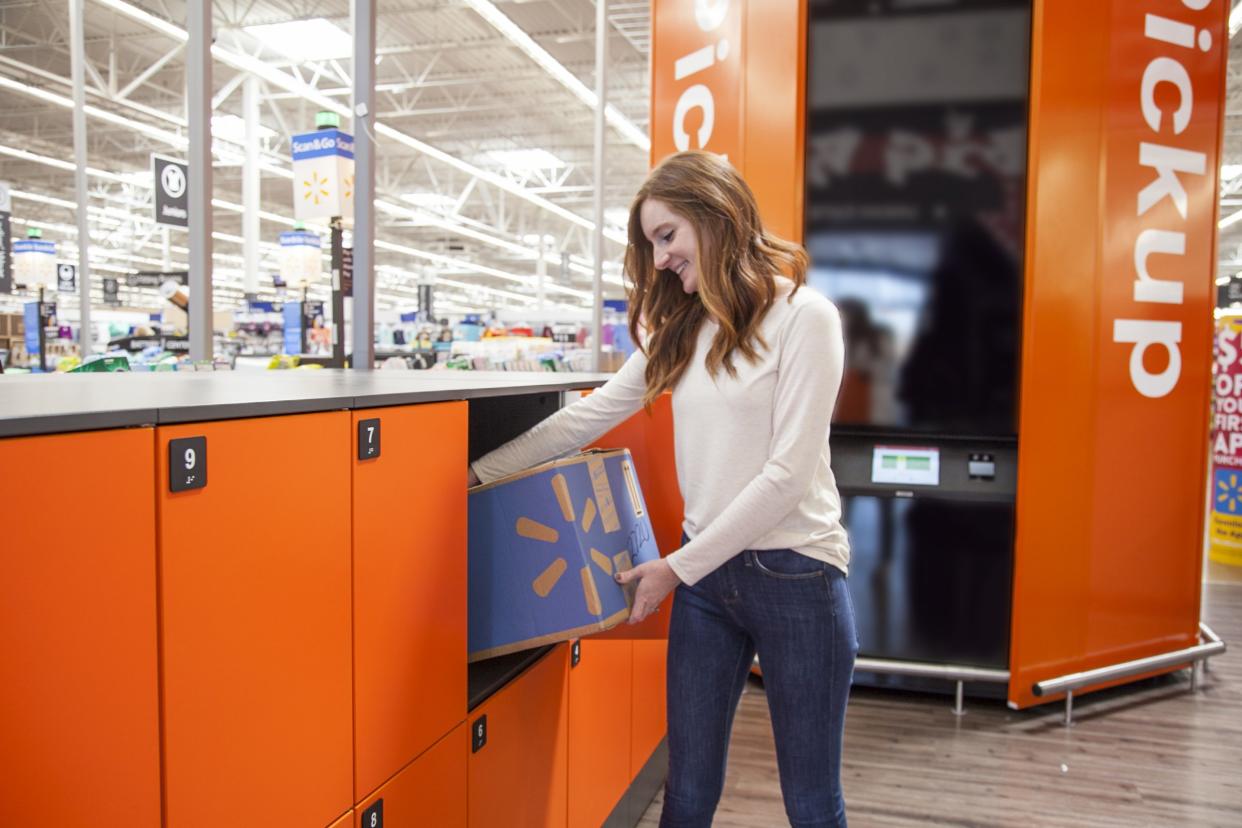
top-left (168, 436), bottom-right (207, 492)
top-left (358, 418), bottom-right (381, 460)
top-left (361, 798), bottom-right (383, 827)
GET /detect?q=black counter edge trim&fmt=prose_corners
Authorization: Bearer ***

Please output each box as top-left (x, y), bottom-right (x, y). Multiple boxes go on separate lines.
top-left (456, 382), bottom-right (605, 399)
top-left (603, 736), bottom-right (669, 828)
top-left (351, 391), bottom-right (471, 409)
top-left (0, 410), bottom-right (157, 438)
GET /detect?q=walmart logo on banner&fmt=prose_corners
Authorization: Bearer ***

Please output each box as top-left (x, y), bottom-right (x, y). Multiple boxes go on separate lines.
top-left (1215, 468), bottom-right (1242, 515)
top-left (291, 129), bottom-right (355, 221)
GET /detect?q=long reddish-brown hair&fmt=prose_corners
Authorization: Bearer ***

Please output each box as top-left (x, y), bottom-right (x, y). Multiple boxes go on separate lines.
top-left (625, 151), bottom-right (809, 406)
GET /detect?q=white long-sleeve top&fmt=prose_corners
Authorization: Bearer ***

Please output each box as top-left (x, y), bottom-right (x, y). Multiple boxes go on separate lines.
top-left (471, 277), bottom-right (850, 586)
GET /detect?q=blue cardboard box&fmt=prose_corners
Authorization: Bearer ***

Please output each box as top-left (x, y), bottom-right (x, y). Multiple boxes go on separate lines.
top-left (468, 448), bottom-right (661, 661)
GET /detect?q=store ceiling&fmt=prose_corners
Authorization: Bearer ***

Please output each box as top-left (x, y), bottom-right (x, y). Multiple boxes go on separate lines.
top-left (3, 2), bottom-right (1242, 316)
top-left (0, 0), bottom-right (650, 315)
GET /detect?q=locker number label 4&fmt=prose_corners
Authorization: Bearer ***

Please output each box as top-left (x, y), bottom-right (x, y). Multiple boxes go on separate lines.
top-left (169, 436), bottom-right (207, 492)
top-left (358, 418), bottom-right (381, 460)
top-left (362, 798), bottom-right (383, 827)
top-left (472, 715), bottom-right (487, 753)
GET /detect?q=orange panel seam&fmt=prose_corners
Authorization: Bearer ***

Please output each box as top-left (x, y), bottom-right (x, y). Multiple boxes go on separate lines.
top-left (350, 412), bottom-right (359, 806)
top-left (151, 425), bottom-right (170, 828)
top-left (354, 715), bottom-right (468, 809)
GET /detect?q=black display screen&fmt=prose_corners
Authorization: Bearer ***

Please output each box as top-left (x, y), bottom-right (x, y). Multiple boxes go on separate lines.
top-left (841, 493), bottom-right (1014, 669)
top-left (804, 0), bottom-right (1031, 437)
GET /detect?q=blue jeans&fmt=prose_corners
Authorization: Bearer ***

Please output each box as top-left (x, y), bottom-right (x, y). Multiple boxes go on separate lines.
top-left (660, 548), bottom-right (858, 828)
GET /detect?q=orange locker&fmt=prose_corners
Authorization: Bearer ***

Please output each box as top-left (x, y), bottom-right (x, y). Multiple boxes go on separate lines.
top-left (0, 428), bottom-right (162, 827)
top-left (329, 810), bottom-right (354, 828)
top-left (568, 639), bottom-right (634, 827)
top-left (352, 402), bottom-right (468, 801)
top-left (355, 722), bottom-right (468, 828)
top-left (630, 638), bottom-right (668, 778)
top-left (157, 412), bottom-right (353, 826)
top-left (468, 645), bottom-right (570, 828)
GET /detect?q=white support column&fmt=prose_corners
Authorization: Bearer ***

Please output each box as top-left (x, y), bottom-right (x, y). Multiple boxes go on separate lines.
top-left (591, 0), bottom-right (608, 372)
top-left (536, 236), bottom-right (547, 318)
top-left (187, 0), bottom-right (213, 360)
top-left (352, 0), bottom-right (377, 370)
top-left (243, 75), bottom-right (261, 297)
top-left (69, 0), bottom-right (92, 356)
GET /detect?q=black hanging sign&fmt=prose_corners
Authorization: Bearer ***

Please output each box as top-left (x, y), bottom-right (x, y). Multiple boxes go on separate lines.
top-left (340, 246), bottom-right (353, 294)
top-left (103, 277), bottom-right (120, 305)
top-left (131, 270), bottom-right (189, 288)
top-left (0, 181), bottom-right (10, 293)
top-left (0, 210), bottom-right (11, 294)
top-left (152, 154), bottom-right (189, 228)
top-left (57, 263), bottom-right (76, 292)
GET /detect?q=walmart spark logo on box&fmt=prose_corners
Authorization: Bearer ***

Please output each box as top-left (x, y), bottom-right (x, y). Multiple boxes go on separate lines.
top-left (467, 449), bottom-right (661, 661)
top-left (291, 129), bottom-right (354, 220)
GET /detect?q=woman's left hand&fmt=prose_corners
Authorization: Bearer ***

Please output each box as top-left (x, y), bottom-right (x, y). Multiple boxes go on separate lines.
top-left (615, 559), bottom-right (682, 624)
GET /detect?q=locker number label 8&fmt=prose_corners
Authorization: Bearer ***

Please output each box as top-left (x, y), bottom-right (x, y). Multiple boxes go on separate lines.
top-left (361, 798), bottom-right (383, 827)
top-left (358, 418), bottom-right (381, 460)
top-left (168, 436), bottom-right (207, 492)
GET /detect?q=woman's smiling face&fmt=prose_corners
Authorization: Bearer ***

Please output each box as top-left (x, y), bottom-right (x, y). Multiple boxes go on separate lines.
top-left (640, 197), bottom-right (700, 294)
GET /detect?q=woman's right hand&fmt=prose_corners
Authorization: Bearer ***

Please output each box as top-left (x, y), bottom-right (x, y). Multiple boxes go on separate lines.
top-left (467, 466), bottom-right (480, 487)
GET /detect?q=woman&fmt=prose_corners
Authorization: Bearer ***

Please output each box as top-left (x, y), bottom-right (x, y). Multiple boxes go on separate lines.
top-left (470, 150), bottom-right (857, 828)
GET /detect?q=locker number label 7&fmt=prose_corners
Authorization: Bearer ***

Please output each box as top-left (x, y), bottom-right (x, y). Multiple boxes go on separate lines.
top-left (169, 436), bottom-right (207, 492)
top-left (358, 418), bottom-right (381, 460)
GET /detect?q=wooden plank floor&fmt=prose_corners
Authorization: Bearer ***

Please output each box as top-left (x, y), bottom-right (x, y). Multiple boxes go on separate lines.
top-left (638, 582), bottom-right (1242, 827)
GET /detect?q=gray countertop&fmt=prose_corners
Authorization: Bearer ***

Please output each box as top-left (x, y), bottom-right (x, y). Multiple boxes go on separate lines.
top-left (0, 370), bottom-right (612, 437)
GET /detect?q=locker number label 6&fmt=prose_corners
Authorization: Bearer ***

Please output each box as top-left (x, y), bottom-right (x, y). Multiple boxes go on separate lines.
top-left (358, 418), bottom-right (381, 460)
top-left (168, 436), bottom-right (207, 492)
top-left (472, 714), bottom-right (487, 753)
top-left (361, 798), bottom-right (383, 827)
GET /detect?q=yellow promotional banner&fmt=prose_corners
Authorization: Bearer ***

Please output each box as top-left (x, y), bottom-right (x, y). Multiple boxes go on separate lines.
top-left (1210, 315), bottom-right (1242, 566)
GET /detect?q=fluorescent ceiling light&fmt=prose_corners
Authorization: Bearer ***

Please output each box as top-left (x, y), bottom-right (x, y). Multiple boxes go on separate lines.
top-left (487, 148), bottom-right (566, 172)
top-left (97, 0), bottom-right (628, 246)
top-left (244, 19), bottom-right (352, 62)
top-left (401, 193), bottom-right (459, 211)
top-left (212, 114), bottom-right (277, 143)
top-left (1221, 207), bottom-right (1242, 230)
top-left (460, 0), bottom-right (650, 153)
top-left (604, 207), bottom-right (629, 229)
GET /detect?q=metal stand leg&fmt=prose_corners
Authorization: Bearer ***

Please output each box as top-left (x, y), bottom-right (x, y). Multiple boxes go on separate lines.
top-left (952, 680), bottom-right (965, 716)
top-left (1191, 661), bottom-right (1203, 692)
top-left (1064, 690), bottom-right (1074, 726)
